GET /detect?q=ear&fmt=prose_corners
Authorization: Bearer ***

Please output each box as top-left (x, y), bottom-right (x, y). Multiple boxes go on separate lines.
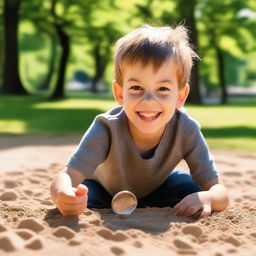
top-left (176, 83), bottom-right (190, 109)
top-left (112, 80), bottom-right (123, 105)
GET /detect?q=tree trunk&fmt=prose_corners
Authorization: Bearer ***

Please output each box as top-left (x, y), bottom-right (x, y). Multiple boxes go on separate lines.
top-left (216, 46), bottom-right (228, 104)
top-left (91, 44), bottom-right (107, 93)
top-left (2, 0), bottom-right (27, 94)
top-left (50, 0), bottom-right (70, 99)
top-left (50, 25), bottom-right (69, 99)
top-left (177, 0), bottom-right (202, 104)
top-left (38, 36), bottom-right (57, 91)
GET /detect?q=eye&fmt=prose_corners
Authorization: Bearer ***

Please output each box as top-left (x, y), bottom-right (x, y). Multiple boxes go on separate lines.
top-left (129, 85), bottom-right (142, 91)
top-left (158, 87), bottom-right (171, 92)
top-left (158, 86), bottom-right (171, 95)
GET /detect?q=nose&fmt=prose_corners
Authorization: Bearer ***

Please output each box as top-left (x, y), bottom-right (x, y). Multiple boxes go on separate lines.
top-left (142, 92), bottom-right (156, 102)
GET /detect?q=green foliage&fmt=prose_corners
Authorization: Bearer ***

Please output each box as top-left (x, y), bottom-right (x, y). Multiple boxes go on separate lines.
top-left (2, 0), bottom-right (256, 96)
top-left (197, 0), bottom-right (256, 89)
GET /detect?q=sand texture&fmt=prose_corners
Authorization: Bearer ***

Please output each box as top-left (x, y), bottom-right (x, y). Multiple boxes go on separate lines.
top-left (0, 135), bottom-right (256, 256)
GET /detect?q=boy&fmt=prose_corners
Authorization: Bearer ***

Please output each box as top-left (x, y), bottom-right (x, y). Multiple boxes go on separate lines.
top-left (50, 24), bottom-right (229, 217)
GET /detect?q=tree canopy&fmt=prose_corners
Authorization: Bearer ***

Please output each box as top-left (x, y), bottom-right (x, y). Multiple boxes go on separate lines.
top-left (1, 0), bottom-right (256, 103)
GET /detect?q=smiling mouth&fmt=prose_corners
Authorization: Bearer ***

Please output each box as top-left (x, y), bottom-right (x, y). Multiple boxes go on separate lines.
top-left (137, 111), bottom-right (161, 121)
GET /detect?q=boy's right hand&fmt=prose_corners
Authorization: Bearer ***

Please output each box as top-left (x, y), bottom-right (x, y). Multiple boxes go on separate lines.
top-left (55, 184), bottom-right (88, 216)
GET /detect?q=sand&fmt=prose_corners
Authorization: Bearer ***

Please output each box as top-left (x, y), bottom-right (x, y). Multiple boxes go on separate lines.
top-left (0, 134), bottom-right (256, 256)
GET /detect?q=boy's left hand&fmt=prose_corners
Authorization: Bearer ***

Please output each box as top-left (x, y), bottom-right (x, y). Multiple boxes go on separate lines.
top-left (173, 191), bottom-right (212, 218)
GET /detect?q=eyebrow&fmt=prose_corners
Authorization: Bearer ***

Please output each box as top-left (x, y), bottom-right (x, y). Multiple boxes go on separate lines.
top-left (127, 78), bottom-right (140, 83)
top-left (127, 78), bottom-right (174, 85)
top-left (159, 79), bottom-right (174, 85)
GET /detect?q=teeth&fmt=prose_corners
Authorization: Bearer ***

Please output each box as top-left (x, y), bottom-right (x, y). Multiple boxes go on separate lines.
top-left (139, 112), bottom-right (159, 118)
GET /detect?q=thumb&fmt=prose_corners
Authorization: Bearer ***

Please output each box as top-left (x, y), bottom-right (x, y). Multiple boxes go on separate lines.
top-left (200, 204), bottom-right (211, 218)
top-left (75, 184), bottom-right (88, 196)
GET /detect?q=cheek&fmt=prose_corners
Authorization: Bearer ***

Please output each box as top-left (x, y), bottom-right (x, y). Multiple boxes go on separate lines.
top-left (156, 94), bottom-right (177, 103)
top-left (124, 93), bottom-right (142, 102)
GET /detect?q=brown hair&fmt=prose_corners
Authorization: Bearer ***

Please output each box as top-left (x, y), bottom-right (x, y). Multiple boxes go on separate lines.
top-left (114, 24), bottom-right (199, 89)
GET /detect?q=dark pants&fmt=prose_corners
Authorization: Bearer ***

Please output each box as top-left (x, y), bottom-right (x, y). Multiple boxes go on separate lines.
top-left (82, 170), bottom-right (201, 209)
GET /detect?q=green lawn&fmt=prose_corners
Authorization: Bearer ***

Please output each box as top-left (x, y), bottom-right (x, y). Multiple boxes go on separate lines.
top-left (0, 93), bottom-right (255, 152)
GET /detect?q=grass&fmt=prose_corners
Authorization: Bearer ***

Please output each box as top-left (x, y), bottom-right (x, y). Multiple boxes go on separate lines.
top-left (0, 93), bottom-right (256, 152)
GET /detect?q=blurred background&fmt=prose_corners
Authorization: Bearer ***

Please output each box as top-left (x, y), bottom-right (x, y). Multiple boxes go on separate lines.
top-left (0, 0), bottom-right (256, 152)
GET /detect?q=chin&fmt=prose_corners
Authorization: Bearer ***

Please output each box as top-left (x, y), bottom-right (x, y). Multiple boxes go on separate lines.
top-left (137, 127), bottom-right (163, 136)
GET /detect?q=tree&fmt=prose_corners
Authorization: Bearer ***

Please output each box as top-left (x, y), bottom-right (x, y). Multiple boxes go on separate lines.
top-left (198, 0), bottom-right (256, 104)
top-left (20, 0), bottom-right (58, 92)
top-left (75, 0), bottom-right (122, 92)
top-left (49, 0), bottom-right (70, 99)
top-left (86, 22), bottom-right (121, 92)
top-left (2, 0), bottom-right (27, 94)
top-left (176, 0), bottom-right (202, 104)
top-left (37, 36), bottom-right (58, 91)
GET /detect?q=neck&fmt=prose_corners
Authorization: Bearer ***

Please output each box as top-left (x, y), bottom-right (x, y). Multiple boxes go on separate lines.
top-left (128, 124), bottom-right (165, 154)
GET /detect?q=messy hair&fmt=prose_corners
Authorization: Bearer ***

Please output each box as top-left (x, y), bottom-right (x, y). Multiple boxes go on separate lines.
top-left (114, 24), bottom-right (199, 89)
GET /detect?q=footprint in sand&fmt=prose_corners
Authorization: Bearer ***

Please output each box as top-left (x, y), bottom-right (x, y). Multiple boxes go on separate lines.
top-left (16, 229), bottom-right (35, 240)
top-left (89, 218), bottom-right (101, 226)
top-left (220, 235), bottom-right (241, 247)
top-left (132, 240), bottom-right (143, 248)
top-left (28, 178), bottom-right (41, 184)
top-left (6, 171), bottom-right (23, 176)
top-left (97, 228), bottom-right (128, 242)
top-left (40, 200), bottom-right (53, 206)
top-left (23, 189), bottom-right (34, 196)
top-left (68, 239), bottom-right (81, 246)
top-left (0, 223), bottom-right (7, 232)
top-left (52, 226), bottom-right (76, 240)
top-left (4, 180), bottom-right (22, 189)
top-left (25, 237), bottom-right (43, 250)
top-left (0, 190), bottom-right (19, 201)
top-left (49, 163), bottom-right (61, 169)
top-left (250, 232), bottom-right (256, 239)
top-left (172, 237), bottom-right (194, 250)
top-left (223, 172), bottom-right (242, 177)
top-left (0, 231), bottom-right (24, 252)
top-left (110, 246), bottom-right (125, 256)
top-left (17, 218), bottom-right (45, 233)
top-left (33, 169), bottom-right (52, 180)
top-left (33, 168), bottom-right (47, 173)
top-left (181, 224), bottom-right (203, 238)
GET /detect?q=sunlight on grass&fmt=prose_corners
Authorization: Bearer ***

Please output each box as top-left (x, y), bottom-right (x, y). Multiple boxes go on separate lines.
top-left (207, 138), bottom-right (256, 152)
top-left (187, 106), bottom-right (256, 128)
top-left (0, 120), bottom-right (27, 134)
top-left (33, 98), bottom-right (117, 110)
top-left (0, 95), bottom-right (255, 152)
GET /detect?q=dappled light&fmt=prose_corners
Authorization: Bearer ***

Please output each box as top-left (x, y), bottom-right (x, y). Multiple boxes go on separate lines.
top-left (0, 1), bottom-right (256, 255)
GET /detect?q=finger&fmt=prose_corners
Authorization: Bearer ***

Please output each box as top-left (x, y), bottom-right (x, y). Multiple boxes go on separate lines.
top-left (174, 203), bottom-right (189, 216)
top-left (58, 191), bottom-right (86, 205)
top-left (200, 204), bottom-right (211, 218)
top-left (76, 184), bottom-right (88, 196)
top-left (58, 202), bottom-right (86, 216)
top-left (183, 205), bottom-right (201, 217)
top-left (60, 207), bottom-right (85, 217)
top-left (173, 198), bottom-right (186, 211)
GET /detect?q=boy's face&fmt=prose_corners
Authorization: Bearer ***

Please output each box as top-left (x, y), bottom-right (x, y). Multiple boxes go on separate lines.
top-left (113, 58), bottom-right (189, 140)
